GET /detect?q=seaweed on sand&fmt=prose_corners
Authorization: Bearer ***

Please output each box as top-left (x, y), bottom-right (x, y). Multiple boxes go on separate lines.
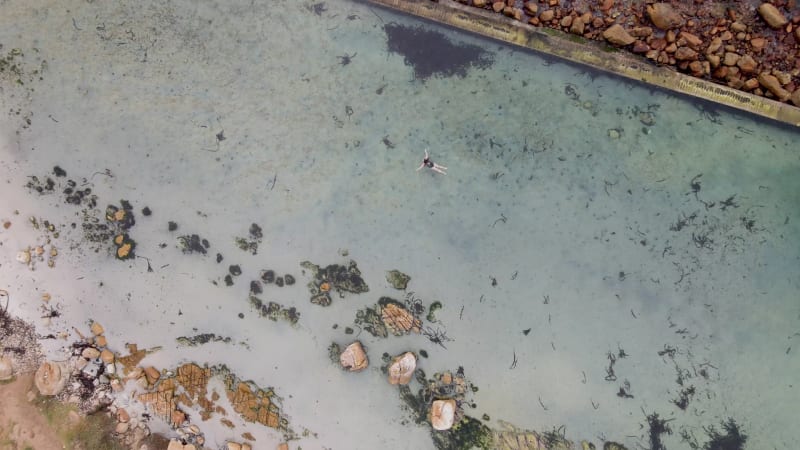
top-left (704, 418), bottom-right (747, 450)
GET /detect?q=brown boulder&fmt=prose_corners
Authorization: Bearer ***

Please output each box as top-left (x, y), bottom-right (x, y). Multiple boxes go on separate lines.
top-left (791, 89), bottom-right (800, 107)
top-left (524, 2), bottom-right (537, 15)
top-left (679, 32), bottom-right (703, 48)
top-left (647, 3), bottom-right (683, 30)
top-left (603, 24), bottom-right (636, 46)
top-left (736, 54), bottom-right (758, 73)
top-left (758, 73), bottom-right (791, 101)
top-left (674, 47), bottom-right (698, 61)
top-left (757, 3), bottom-right (788, 29)
top-left (631, 27), bottom-right (653, 38)
top-left (723, 52), bottom-right (740, 66)
top-left (492, 2), bottom-right (505, 12)
top-left (689, 61), bottom-right (705, 76)
top-left (539, 9), bottom-right (554, 22)
top-left (570, 17), bottom-right (585, 35)
top-left (632, 41), bottom-right (650, 53)
top-left (730, 21), bottom-right (747, 32)
top-left (750, 37), bottom-right (766, 52)
top-left (706, 37), bottom-right (723, 54)
top-left (743, 78), bottom-right (760, 90)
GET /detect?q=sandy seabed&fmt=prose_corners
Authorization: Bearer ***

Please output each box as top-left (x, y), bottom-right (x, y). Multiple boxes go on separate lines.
top-left (1, 0), bottom-right (799, 449)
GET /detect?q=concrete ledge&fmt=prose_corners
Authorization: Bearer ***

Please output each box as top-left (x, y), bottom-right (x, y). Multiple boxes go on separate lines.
top-left (366, 0), bottom-right (800, 128)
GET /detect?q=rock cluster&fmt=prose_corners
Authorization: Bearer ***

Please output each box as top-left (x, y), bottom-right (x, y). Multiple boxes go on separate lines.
top-left (466, 0), bottom-right (800, 106)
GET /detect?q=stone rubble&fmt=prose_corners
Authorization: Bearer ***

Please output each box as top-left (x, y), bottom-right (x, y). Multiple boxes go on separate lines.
top-left (464, 0), bottom-right (800, 107)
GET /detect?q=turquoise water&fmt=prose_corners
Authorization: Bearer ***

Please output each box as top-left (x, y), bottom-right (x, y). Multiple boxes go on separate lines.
top-left (1, 0), bottom-right (799, 448)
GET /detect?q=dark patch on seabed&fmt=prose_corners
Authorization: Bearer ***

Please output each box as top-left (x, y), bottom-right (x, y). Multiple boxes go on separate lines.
top-left (383, 23), bottom-right (494, 81)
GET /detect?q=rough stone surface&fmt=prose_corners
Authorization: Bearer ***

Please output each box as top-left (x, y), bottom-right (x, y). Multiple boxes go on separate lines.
top-left (385, 270), bottom-right (411, 290)
top-left (647, 3), bottom-right (683, 30)
top-left (34, 361), bottom-right (67, 396)
top-left (757, 3), bottom-right (788, 28)
top-left (737, 54), bottom-right (758, 74)
top-left (791, 89), bottom-right (800, 107)
top-left (758, 73), bottom-right (791, 101)
top-left (380, 300), bottom-right (422, 335)
top-left (674, 46), bottom-right (697, 61)
top-left (603, 24), bottom-right (636, 46)
top-left (388, 352), bottom-right (417, 385)
top-left (430, 399), bottom-right (457, 431)
top-left (90, 321), bottom-right (104, 336)
top-left (339, 341), bottom-right (368, 372)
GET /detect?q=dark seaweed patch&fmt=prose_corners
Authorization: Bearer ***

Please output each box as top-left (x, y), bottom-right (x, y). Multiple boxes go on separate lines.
top-left (704, 418), bottom-right (747, 450)
top-left (383, 23), bottom-right (494, 81)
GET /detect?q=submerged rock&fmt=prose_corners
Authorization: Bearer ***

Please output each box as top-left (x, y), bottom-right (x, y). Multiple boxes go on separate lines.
top-left (380, 299), bottom-right (422, 335)
top-left (388, 352), bottom-right (417, 385)
top-left (386, 269), bottom-right (411, 290)
top-left (430, 399), bottom-right (457, 430)
top-left (339, 341), bottom-right (368, 372)
top-left (302, 259), bottom-right (369, 306)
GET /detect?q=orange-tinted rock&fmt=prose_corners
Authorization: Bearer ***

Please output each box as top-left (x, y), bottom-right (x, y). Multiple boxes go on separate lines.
top-left (339, 341), bottom-right (368, 372)
top-left (603, 24), bottom-right (636, 46)
top-left (758, 3), bottom-right (788, 28)
top-left (675, 46), bottom-right (698, 60)
top-left (679, 31), bottom-right (703, 48)
top-left (388, 352), bottom-right (417, 385)
top-left (737, 54), bottom-right (758, 73)
top-left (758, 73), bottom-right (791, 101)
top-left (381, 302), bottom-right (421, 335)
top-left (647, 3), bottom-right (683, 30)
top-left (430, 399), bottom-right (457, 431)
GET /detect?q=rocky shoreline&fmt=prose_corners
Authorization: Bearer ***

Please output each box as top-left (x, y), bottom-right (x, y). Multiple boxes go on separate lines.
top-left (457, 0), bottom-right (800, 107)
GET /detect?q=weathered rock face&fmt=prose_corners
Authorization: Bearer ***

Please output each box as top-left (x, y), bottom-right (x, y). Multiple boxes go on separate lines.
top-left (387, 352), bottom-right (417, 385)
top-left (385, 270), bottom-right (410, 290)
top-left (339, 341), bottom-right (368, 372)
top-left (34, 361), bottom-right (67, 396)
top-left (430, 399), bottom-right (457, 431)
top-left (674, 47), bottom-right (698, 61)
top-left (791, 89), bottom-right (800, 107)
top-left (647, 3), bottom-right (683, 30)
top-left (758, 73), bottom-right (791, 101)
top-left (757, 3), bottom-right (787, 29)
top-left (603, 24), bottom-right (635, 46)
top-left (380, 300), bottom-right (422, 335)
top-left (736, 54), bottom-right (758, 74)
top-left (0, 355), bottom-right (14, 381)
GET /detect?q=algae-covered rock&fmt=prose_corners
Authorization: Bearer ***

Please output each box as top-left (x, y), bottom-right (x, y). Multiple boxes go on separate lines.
top-left (386, 269), bottom-right (411, 289)
top-left (354, 304), bottom-right (387, 338)
top-left (301, 259), bottom-right (369, 306)
top-left (603, 442), bottom-right (629, 450)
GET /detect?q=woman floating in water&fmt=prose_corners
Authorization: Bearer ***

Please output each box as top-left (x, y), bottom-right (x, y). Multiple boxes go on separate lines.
top-left (416, 148), bottom-right (447, 175)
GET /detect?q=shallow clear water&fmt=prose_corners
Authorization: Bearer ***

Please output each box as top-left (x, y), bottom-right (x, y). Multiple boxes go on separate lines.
top-left (1, 0), bottom-right (799, 449)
